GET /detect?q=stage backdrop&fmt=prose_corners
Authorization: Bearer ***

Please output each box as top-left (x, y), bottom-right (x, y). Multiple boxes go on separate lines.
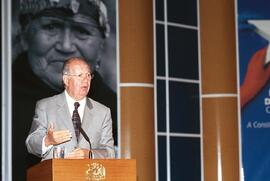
top-left (237, 0), bottom-right (270, 180)
top-left (11, 1), bottom-right (117, 181)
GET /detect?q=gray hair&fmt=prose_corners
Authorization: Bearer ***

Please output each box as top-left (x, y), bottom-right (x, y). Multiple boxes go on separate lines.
top-left (62, 57), bottom-right (93, 75)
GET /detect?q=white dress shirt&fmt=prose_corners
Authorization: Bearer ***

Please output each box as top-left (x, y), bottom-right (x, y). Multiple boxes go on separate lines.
top-left (64, 90), bottom-right (86, 120)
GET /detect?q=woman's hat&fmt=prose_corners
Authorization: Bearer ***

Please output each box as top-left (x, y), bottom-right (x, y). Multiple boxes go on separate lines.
top-left (19, 0), bottom-right (110, 37)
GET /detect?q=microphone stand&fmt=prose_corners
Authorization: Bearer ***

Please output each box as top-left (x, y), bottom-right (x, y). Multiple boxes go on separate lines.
top-left (79, 126), bottom-right (93, 159)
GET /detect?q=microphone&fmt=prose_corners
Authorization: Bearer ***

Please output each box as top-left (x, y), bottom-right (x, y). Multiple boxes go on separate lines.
top-left (79, 126), bottom-right (93, 159)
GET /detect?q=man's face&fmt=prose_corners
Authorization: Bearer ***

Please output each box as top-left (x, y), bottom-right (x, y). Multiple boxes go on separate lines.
top-left (63, 60), bottom-right (92, 100)
top-left (23, 14), bottom-right (103, 91)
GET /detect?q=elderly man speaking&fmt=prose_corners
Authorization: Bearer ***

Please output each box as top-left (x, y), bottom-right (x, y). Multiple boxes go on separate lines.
top-left (26, 57), bottom-right (115, 160)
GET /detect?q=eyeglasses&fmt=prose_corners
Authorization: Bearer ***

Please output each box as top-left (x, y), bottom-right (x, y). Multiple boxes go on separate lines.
top-left (64, 72), bottom-right (94, 79)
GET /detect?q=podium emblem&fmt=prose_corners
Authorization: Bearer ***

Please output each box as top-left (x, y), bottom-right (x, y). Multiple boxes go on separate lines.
top-left (85, 163), bottom-right (106, 180)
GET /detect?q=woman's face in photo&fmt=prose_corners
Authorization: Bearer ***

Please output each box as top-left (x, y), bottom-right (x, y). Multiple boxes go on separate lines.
top-left (23, 14), bottom-right (104, 90)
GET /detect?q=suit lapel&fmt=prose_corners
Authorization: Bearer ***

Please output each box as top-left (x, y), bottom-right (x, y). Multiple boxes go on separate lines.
top-left (56, 92), bottom-right (74, 131)
top-left (79, 98), bottom-right (93, 143)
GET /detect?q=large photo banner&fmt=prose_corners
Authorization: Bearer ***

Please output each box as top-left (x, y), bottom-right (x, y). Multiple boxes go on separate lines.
top-left (237, 0), bottom-right (270, 180)
top-left (11, 1), bottom-right (117, 181)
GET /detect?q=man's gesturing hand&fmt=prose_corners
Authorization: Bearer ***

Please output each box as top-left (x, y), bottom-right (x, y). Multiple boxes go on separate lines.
top-left (45, 122), bottom-right (72, 147)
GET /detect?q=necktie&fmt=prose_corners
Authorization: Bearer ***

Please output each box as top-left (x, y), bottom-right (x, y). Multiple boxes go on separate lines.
top-left (72, 102), bottom-right (81, 141)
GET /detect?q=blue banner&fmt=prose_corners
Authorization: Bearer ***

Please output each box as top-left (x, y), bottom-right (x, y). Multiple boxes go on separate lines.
top-left (237, 0), bottom-right (270, 180)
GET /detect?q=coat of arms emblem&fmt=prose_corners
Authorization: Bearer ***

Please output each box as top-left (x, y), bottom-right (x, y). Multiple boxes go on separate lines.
top-left (85, 163), bottom-right (106, 180)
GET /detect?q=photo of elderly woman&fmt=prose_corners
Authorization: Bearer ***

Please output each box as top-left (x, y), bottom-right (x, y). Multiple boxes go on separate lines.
top-left (11, 0), bottom-right (117, 180)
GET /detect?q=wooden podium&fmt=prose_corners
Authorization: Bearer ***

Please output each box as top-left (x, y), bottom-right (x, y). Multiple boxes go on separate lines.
top-left (27, 159), bottom-right (136, 181)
